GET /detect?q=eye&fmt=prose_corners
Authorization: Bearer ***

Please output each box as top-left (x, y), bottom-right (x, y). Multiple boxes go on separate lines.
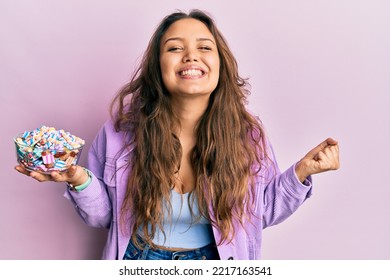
top-left (167, 46), bottom-right (183, 52)
top-left (199, 46), bottom-right (212, 51)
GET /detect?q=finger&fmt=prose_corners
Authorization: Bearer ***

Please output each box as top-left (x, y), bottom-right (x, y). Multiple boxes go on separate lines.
top-left (329, 145), bottom-right (339, 158)
top-left (306, 138), bottom-right (338, 159)
top-left (15, 165), bottom-right (31, 176)
top-left (325, 145), bottom-right (339, 161)
top-left (324, 146), bottom-right (334, 158)
top-left (316, 150), bottom-right (327, 162)
top-left (50, 171), bottom-right (65, 182)
top-left (305, 139), bottom-right (330, 159)
top-left (329, 145), bottom-right (340, 169)
top-left (315, 151), bottom-right (334, 172)
top-left (50, 165), bottom-right (78, 182)
top-left (67, 165), bottom-right (78, 178)
top-left (318, 146), bottom-right (340, 170)
top-left (29, 171), bottom-right (52, 182)
top-left (326, 138), bottom-right (338, 146)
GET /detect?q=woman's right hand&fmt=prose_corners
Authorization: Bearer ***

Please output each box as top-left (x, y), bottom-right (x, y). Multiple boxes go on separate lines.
top-left (15, 164), bottom-right (89, 186)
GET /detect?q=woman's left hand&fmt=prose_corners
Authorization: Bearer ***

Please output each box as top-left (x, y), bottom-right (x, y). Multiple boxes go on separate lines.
top-left (295, 138), bottom-right (340, 183)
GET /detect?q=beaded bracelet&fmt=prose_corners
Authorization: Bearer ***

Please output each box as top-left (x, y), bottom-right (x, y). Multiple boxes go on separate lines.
top-left (67, 168), bottom-right (92, 192)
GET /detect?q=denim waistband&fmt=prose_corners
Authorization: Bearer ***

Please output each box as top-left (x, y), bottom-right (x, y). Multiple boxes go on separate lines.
top-left (123, 235), bottom-right (220, 260)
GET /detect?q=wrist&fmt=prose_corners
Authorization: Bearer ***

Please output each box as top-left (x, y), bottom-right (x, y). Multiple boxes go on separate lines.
top-left (67, 168), bottom-right (92, 192)
top-left (295, 161), bottom-right (310, 183)
top-left (67, 166), bottom-right (89, 186)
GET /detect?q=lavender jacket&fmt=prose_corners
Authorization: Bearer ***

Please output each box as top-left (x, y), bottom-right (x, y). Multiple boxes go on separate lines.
top-left (64, 120), bottom-right (312, 260)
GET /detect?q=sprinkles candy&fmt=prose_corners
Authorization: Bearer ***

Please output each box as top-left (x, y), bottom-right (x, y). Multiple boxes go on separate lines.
top-left (14, 125), bottom-right (85, 174)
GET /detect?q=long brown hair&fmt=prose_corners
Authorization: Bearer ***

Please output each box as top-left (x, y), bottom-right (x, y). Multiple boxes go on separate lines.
top-left (111, 10), bottom-right (269, 247)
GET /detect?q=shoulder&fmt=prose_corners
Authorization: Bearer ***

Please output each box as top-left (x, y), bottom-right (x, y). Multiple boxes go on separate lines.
top-left (92, 119), bottom-right (133, 159)
top-left (98, 119), bottom-right (131, 141)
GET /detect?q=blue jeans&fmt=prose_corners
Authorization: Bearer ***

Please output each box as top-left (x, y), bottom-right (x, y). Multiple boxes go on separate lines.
top-left (123, 236), bottom-right (220, 260)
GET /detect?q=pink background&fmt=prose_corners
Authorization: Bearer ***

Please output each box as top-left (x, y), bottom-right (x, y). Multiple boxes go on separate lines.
top-left (1, 0), bottom-right (389, 259)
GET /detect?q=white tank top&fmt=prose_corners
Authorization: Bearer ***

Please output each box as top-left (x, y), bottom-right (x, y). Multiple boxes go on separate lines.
top-left (138, 189), bottom-right (214, 248)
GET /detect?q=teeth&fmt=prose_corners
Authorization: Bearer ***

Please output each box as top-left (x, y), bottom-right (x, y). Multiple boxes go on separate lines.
top-left (180, 69), bottom-right (203, 76)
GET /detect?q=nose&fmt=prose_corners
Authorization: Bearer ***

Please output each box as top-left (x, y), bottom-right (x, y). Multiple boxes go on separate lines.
top-left (182, 48), bottom-right (198, 63)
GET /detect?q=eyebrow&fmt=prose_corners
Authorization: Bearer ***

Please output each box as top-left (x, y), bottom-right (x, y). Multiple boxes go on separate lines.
top-left (163, 37), bottom-right (216, 45)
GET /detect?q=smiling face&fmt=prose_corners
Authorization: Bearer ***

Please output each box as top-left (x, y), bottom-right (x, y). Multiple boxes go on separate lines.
top-left (160, 18), bottom-right (220, 99)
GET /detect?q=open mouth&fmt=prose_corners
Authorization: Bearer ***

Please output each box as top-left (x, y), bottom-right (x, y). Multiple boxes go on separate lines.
top-left (178, 69), bottom-right (205, 77)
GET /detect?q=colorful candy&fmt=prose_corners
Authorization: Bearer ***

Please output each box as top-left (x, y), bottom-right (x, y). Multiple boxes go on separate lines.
top-left (14, 125), bottom-right (85, 174)
top-left (41, 151), bottom-right (55, 168)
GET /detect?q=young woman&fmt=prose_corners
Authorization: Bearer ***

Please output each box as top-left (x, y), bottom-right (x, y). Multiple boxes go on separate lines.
top-left (15, 10), bottom-right (340, 260)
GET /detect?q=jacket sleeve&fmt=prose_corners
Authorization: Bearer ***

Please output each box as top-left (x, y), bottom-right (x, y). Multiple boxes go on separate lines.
top-left (63, 124), bottom-right (113, 228)
top-left (261, 143), bottom-right (313, 229)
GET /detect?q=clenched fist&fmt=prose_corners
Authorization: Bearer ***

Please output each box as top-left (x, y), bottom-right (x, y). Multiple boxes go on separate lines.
top-left (295, 138), bottom-right (340, 183)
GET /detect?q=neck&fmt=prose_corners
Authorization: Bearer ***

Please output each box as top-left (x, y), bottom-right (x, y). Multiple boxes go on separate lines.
top-left (171, 96), bottom-right (209, 136)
